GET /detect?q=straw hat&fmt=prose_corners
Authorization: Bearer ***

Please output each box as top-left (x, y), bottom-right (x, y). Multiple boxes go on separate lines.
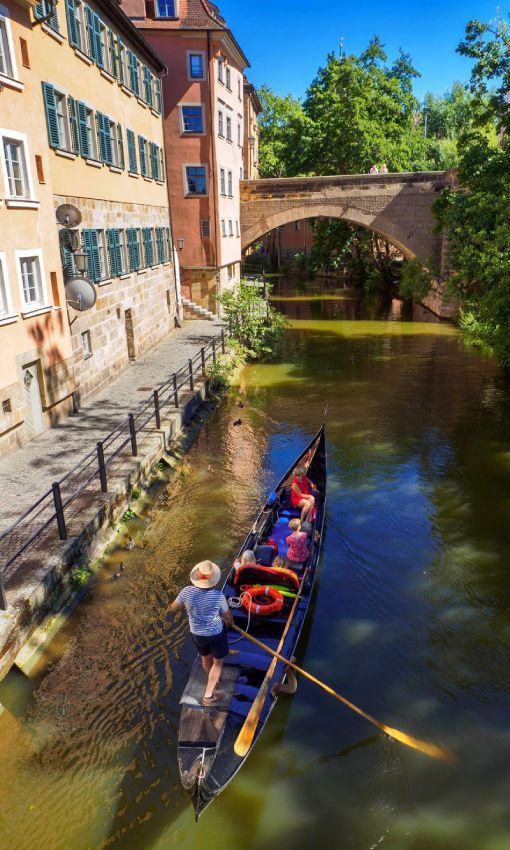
top-left (190, 560), bottom-right (221, 588)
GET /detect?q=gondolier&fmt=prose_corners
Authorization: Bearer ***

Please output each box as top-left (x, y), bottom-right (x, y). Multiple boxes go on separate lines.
top-left (171, 561), bottom-right (233, 705)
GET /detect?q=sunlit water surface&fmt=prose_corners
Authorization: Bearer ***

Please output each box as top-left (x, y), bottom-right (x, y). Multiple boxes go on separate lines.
top-left (1, 281), bottom-right (510, 850)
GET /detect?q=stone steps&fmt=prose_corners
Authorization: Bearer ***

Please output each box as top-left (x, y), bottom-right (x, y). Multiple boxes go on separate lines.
top-left (181, 298), bottom-right (219, 322)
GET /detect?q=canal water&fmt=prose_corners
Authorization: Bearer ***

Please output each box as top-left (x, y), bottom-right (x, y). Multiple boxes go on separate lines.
top-left (1, 280), bottom-right (510, 850)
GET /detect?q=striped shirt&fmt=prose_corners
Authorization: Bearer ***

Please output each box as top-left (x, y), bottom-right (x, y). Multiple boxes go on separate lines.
top-left (176, 586), bottom-right (229, 637)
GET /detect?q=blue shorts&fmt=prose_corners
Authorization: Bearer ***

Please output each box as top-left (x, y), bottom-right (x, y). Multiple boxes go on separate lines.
top-left (191, 626), bottom-right (229, 659)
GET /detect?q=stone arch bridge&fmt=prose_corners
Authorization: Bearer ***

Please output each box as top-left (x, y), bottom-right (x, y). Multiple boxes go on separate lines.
top-left (240, 172), bottom-right (457, 314)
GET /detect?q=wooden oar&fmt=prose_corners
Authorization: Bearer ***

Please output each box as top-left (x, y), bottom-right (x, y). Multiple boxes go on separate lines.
top-left (231, 624), bottom-right (456, 765)
top-left (233, 570), bottom-right (309, 757)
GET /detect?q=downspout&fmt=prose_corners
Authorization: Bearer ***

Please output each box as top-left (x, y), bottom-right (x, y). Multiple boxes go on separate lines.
top-left (207, 30), bottom-right (221, 309)
top-left (159, 68), bottom-right (183, 326)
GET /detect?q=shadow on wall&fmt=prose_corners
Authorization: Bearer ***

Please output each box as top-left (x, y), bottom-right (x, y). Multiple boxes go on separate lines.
top-left (27, 309), bottom-right (75, 428)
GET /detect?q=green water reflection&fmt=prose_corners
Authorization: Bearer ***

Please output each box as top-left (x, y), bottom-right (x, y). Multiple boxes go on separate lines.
top-left (1, 282), bottom-right (510, 849)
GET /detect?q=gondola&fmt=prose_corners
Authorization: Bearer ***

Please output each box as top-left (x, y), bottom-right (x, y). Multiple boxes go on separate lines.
top-left (177, 423), bottom-right (327, 819)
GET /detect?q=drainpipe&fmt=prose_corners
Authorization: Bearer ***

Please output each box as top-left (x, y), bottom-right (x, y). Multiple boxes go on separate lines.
top-left (207, 30), bottom-right (221, 310)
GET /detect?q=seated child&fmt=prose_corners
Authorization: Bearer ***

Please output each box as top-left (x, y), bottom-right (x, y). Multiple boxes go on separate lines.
top-left (272, 555), bottom-right (286, 570)
top-left (286, 519), bottom-right (309, 566)
top-left (233, 549), bottom-right (256, 571)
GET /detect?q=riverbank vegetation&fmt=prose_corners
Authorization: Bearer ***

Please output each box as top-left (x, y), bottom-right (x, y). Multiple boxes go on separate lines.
top-left (221, 281), bottom-right (287, 361)
top-left (258, 17), bottom-right (510, 364)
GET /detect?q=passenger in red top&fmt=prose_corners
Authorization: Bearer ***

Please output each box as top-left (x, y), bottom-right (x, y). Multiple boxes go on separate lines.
top-left (286, 518), bottom-right (310, 565)
top-left (290, 465), bottom-right (315, 522)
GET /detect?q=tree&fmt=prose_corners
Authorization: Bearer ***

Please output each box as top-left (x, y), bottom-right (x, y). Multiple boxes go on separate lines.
top-left (257, 86), bottom-right (313, 178)
top-left (433, 15), bottom-right (510, 364)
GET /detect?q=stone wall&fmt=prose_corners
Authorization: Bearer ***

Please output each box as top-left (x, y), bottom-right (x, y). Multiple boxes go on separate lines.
top-left (55, 195), bottom-right (177, 404)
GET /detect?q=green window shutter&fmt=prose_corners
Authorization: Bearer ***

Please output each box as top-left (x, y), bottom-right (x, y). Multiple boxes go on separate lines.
top-left (117, 125), bottom-right (124, 169)
top-left (155, 227), bottom-right (163, 263)
top-left (126, 228), bottom-right (139, 271)
top-left (97, 113), bottom-right (112, 164)
top-left (76, 101), bottom-right (89, 157)
top-left (42, 82), bottom-right (60, 148)
top-left (165, 228), bottom-right (171, 262)
top-left (127, 129), bottom-right (137, 173)
top-left (128, 51), bottom-right (140, 97)
top-left (108, 29), bottom-right (116, 77)
top-left (93, 13), bottom-right (103, 67)
top-left (116, 36), bottom-right (124, 84)
top-left (149, 142), bottom-right (158, 180)
top-left (61, 241), bottom-right (75, 280)
top-left (36, 0), bottom-right (59, 32)
top-left (143, 228), bottom-right (154, 266)
top-left (85, 5), bottom-right (95, 61)
top-left (138, 136), bottom-right (147, 177)
top-left (143, 66), bottom-right (152, 106)
top-left (83, 229), bottom-right (100, 283)
top-left (66, 0), bottom-right (78, 46)
top-left (155, 77), bottom-right (162, 114)
top-left (107, 229), bottom-right (122, 276)
top-left (68, 96), bottom-right (80, 155)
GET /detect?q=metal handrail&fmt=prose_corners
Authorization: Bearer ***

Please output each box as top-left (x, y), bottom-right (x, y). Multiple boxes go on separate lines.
top-left (0, 328), bottom-right (228, 605)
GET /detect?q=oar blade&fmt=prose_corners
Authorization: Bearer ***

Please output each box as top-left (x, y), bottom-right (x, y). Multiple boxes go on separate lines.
top-left (234, 683), bottom-right (270, 757)
top-left (381, 724), bottom-right (457, 765)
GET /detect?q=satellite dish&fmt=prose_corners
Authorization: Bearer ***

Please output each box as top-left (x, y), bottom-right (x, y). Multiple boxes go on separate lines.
top-left (65, 277), bottom-right (97, 311)
top-left (56, 204), bottom-right (82, 228)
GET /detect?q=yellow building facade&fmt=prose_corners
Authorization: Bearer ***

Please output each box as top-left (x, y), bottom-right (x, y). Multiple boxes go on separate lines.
top-left (0, 0), bottom-right (178, 456)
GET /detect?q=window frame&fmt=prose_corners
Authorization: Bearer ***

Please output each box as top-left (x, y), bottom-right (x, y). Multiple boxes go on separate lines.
top-left (217, 56), bottom-right (224, 83)
top-left (0, 128), bottom-right (36, 203)
top-left (0, 5), bottom-right (19, 85)
top-left (155, 0), bottom-right (177, 18)
top-left (184, 163), bottom-right (208, 197)
top-left (0, 252), bottom-right (15, 321)
top-left (15, 248), bottom-right (49, 313)
top-left (227, 169), bottom-right (233, 197)
top-left (180, 103), bottom-right (204, 135)
top-left (221, 219), bottom-right (226, 237)
top-left (225, 65), bottom-right (231, 91)
top-left (219, 166), bottom-right (226, 196)
top-left (187, 50), bottom-right (205, 81)
top-left (228, 219), bottom-right (233, 237)
top-left (226, 114), bottom-right (232, 142)
top-left (218, 108), bottom-right (224, 137)
top-left (81, 329), bottom-right (92, 359)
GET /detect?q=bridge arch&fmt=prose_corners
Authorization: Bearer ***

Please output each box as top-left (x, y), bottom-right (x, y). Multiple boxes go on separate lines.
top-left (240, 172), bottom-right (454, 264)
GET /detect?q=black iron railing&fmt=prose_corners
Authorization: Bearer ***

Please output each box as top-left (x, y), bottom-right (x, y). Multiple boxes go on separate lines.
top-left (0, 329), bottom-right (228, 609)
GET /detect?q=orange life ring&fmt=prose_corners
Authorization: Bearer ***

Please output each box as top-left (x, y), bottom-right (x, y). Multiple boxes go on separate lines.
top-left (242, 585), bottom-right (284, 616)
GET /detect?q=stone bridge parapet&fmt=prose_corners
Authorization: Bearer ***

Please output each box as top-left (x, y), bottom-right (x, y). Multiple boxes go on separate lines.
top-left (240, 171), bottom-right (456, 266)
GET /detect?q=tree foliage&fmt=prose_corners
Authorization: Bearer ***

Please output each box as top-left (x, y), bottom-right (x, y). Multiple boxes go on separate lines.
top-left (221, 282), bottom-right (287, 361)
top-left (434, 15), bottom-right (510, 365)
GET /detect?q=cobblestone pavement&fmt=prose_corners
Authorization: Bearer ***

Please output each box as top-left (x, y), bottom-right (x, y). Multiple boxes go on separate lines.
top-left (0, 319), bottom-right (223, 540)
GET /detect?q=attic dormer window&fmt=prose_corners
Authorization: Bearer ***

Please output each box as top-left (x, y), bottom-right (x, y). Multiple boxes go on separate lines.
top-left (155, 0), bottom-right (176, 17)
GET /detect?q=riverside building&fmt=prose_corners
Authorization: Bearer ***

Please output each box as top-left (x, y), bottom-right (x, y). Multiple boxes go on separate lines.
top-left (0, 0), bottom-right (178, 457)
top-left (121, 0), bottom-right (250, 312)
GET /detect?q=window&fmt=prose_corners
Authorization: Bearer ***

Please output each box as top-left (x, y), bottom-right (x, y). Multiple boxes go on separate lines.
top-left (240, 165), bottom-right (243, 179)
top-left (128, 50), bottom-right (140, 97)
top-left (226, 66), bottom-right (231, 90)
top-left (66, 0), bottom-right (86, 53)
top-left (118, 39), bottom-right (128, 86)
top-left (2, 137), bottom-right (29, 198)
top-left (201, 219), bottom-right (211, 238)
top-left (237, 122), bottom-right (242, 146)
top-left (236, 220), bottom-right (240, 237)
top-left (0, 253), bottom-right (12, 318)
top-left (227, 169), bottom-right (232, 197)
top-left (228, 264), bottom-right (235, 280)
top-left (220, 167), bottom-right (226, 196)
top-left (185, 165), bottom-right (206, 195)
top-left (17, 252), bottom-right (45, 309)
top-left (126, 228), bottom-right (140, 271)
top-left (155, 227), bottom-right (166, 263)
top-left (136, 228), bottom-right (144, 267)
top-left (188, 52), bottom-right (204, 80)
top-left (0, 13), bottom-right (15, 79)
top-left (155, 0), bottom-right (176, 16)
top-left (107, 228), bottom-right (125, 276)
top-left (143, 66), bottom-right (153, 107)
top-left (217, 56), bottom-right (224, 83)
top-left (238, 77), bottom-right (241, 100)
top-left (295, 221), bottom-right (301, 231)
top-left (82, 229), bottom-right (107, 282)
top-left (34, 0), bottom-right (59, 33)
top-left (110, 122), bottom-right (124, 168)
top-left (81, 330), bottom-right (92, 359)
top-left (143, 228), bottom-right (155, 266)
top-left (221, 219), bottom-right (226, 237)
top-left (228, 219), bottom-right (233, 237)
top-left (85, 106), bottom-right (97, 159)
top-left (226, 115), bottom-right (232, 141)
top-left (41, 84), bottom-right (72, 151)
top-left (218, 109), bottom-right (223, 137)
top-left (181, 105), bottom-right (203, 134)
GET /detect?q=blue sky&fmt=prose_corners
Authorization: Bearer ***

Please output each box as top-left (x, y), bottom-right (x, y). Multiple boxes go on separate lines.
top-left (218, 0), bottom-right (503, 101)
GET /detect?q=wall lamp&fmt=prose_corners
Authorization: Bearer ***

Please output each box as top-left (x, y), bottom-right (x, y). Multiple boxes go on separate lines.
top-left (176, 238), bottom-right (185, 251)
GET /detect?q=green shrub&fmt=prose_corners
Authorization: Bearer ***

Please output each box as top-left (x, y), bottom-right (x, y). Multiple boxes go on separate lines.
top-left (70, 564), bottom-right (92, 590)
top-left (221, 281), bottom-right (286, 361)
top-left (121, 507), bottom-right (136, 522)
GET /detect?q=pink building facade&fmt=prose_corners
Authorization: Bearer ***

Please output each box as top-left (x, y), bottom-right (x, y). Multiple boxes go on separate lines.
top-left (120, 0), bottom-right (250, 311)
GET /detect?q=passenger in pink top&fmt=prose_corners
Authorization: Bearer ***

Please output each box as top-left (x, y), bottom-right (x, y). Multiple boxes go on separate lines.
top-left (286, 518), bottom-right (309, 565)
